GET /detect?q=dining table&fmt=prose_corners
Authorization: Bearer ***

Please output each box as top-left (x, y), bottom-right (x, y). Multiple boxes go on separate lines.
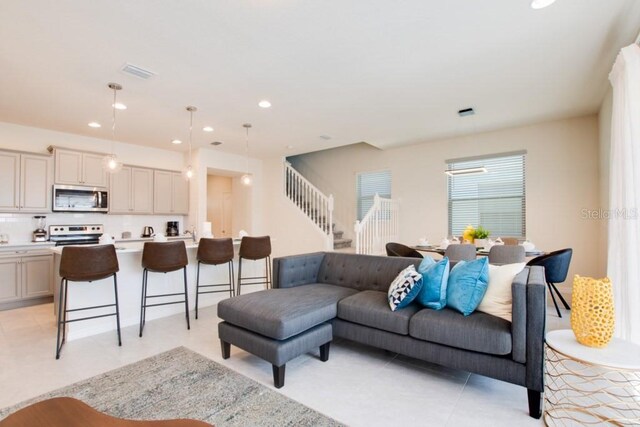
top-left (411, 245), bottom-right (546, 258)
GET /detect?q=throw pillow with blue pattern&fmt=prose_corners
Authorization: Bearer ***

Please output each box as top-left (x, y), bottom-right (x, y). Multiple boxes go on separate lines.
top-left (388, 265), bottom-right (423, 311)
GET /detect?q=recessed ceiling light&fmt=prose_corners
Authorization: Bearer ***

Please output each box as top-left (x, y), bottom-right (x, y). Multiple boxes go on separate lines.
top-left (286, 145), bottom-right (294, 150)
top-left (258, 100), bottom-right (272, 108)
top-left (531, 0), bottom-right (556, 9)
top-left (171, 139), bottom-right (182, 145)
top-left (210, 141), bottom-right (222, 146)
top-left (88, 122), bottom-right (101, 128)
top-left (319, 135), bottom-right (331, 140)
top-left (203, 126), bottom-right (214, 132)
top-left (112, 103), bottom-right (127, 110)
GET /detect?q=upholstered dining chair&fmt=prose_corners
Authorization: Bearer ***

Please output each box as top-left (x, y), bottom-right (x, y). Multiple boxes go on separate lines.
top-left (443, 244), bottom-right (476, 262)
top-left (488, 245), bottom-right (525, 265)
top-left (527, 248), bottom-right (573, 317)
top-left (385, 242), bottom-right (423, 259)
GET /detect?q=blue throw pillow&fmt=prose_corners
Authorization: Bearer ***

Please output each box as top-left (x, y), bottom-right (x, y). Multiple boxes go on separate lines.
top-left (446, 257), bottom-right (489, 316)
top-left (388, 265), bottom-right (423, 311)
top-left (416, 257), bottom-right (449, 310)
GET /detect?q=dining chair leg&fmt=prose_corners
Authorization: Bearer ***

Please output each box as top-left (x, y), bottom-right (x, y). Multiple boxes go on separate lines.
top-left (547, 282), bottom-right (562, 317)
top-left (550, 282), bottom-right (571, 310)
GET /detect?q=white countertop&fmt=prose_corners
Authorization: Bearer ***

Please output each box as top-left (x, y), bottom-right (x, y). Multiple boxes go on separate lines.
top-left (50, 239), bottom-right (241, 255)
top-left (0, 241), bottom-right (56, 253)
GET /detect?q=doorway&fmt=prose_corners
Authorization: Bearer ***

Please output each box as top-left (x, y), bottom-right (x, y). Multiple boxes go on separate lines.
top-left (207, 175), bottom-right (233, 237)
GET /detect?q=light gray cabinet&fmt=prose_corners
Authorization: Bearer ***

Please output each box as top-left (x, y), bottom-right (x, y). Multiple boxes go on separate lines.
top-left (110, 166), bottom-right (153, 214)
top-left (54, 149), bottom-right (108, 187)
top-left (0, 151), bottom-right (51, 213)
top-left (0, 253), bottom-right (52, 303)
top-left (154, 170), bottom-right (189, 214)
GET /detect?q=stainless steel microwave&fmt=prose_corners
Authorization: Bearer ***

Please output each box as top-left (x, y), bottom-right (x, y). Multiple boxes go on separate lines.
top-left (52, 185), bottom-right (109, 212)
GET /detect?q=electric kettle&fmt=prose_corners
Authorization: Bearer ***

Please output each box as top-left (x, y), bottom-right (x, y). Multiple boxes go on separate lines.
top-left (142, 226), bottom-right (154, 237)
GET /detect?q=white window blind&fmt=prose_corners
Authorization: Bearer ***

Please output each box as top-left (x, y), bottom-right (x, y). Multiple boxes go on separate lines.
top-left (447, 152), bottom-right (526, 238)
top-left (356, 170), bottom-right (391, 220)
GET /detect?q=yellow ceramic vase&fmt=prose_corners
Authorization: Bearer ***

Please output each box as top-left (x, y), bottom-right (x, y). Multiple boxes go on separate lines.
top-left (570, 275), bottom-right (615, 348)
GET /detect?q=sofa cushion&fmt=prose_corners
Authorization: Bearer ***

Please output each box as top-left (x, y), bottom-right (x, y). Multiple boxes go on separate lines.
top-left (217, 283), bottom-right (358, 340)
top-left (409, 308), bottom-right (512, 356)
top-left (338, 290), bottom-right (422, 335)
top-left (317, 252), bottom-right (421, 292)
top-left (387, 265), bottom-right (423, 311)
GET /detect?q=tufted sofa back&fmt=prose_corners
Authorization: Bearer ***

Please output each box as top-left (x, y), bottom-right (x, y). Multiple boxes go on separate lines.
top-left (317, 252), bottom-right (421, 292)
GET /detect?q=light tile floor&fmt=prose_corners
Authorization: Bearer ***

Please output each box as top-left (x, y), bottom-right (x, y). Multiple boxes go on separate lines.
top-left (0, 295), bottom-right (569, 426)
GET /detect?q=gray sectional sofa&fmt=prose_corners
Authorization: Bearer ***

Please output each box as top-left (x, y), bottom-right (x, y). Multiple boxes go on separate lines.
top-left (217, 252), bottom-right (546, 419)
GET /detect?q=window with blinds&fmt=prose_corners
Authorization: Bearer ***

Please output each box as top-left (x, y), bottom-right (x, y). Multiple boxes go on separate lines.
top-left (447, 152), bottom-right (526, 238)
top-left (356, 170), bottom-right (391, 220)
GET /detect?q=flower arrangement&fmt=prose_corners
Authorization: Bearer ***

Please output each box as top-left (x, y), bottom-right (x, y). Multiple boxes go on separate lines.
top-left (462, 225), bottom-right (490, 243)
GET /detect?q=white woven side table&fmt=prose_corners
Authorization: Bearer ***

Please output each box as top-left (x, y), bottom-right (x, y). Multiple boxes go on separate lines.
top-left (545, 329), bottom-right (640, 426)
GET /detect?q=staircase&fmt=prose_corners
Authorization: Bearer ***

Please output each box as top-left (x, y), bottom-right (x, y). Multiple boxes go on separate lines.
top-left (332, 228), bottom-right (352, 250)
top-left (284, 161), bottom-right (351, 250)
top-left (354, 194), bottom-right (399, 255)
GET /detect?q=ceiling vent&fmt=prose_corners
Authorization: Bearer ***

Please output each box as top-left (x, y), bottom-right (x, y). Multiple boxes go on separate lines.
top-left (458, 107), bottom-right (475, 117)
top-left (121, 63), bottom-right (156, 80)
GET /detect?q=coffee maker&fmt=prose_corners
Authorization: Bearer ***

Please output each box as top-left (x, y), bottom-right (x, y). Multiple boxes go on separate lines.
top-left (33, 216), bottom-right (47, 242)
top-left (166, 221), bottom-right (179, 237)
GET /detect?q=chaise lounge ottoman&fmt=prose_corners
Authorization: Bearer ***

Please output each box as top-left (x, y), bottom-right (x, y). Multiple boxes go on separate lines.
top-left (217, 283), bottom-right (358, 387)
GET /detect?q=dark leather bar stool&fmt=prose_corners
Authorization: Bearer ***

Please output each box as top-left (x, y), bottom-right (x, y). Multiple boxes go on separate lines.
top-left (195, 238), bottom-right (235, 319)
top-left (56, 245), bottom-right (121, 359)
top-left (139, 241), bottom-right (190, 337)
top-left (237, 236), bottom-right (271, 295)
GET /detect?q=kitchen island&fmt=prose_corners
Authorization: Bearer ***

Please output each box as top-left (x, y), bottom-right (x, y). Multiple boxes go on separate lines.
top-left (51, 239), bottom-right (251, 341)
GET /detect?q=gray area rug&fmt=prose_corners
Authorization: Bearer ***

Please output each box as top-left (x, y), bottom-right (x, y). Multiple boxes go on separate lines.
top-left (0, 347), bottom-right (342, 426)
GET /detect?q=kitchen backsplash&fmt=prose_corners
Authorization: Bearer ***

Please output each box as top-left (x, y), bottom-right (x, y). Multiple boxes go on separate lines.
top-left (0, 213), bottom-right (186, 243)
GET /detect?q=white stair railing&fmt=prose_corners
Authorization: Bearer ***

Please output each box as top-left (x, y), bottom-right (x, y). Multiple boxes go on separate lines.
top-left (354, 194), bottom-right (399, 255)
top-left (284, 161), bottom-right (334, 249)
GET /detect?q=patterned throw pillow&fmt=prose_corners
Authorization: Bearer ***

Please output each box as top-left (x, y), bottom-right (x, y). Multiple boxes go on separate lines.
top-left (388, 265), bottom-right (423, 311)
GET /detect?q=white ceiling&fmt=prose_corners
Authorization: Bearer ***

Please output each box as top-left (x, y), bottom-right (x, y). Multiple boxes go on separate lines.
top-left (1, 1), bottom-right (639, 158)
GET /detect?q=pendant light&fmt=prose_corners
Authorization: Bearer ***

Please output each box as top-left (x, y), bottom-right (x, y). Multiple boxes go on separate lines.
top-left (102, 83), bottom-right (123, 173)
top-left (184, 106), bottom-right (197, 180)
top-left (241, 123), bottom-right (253, 186)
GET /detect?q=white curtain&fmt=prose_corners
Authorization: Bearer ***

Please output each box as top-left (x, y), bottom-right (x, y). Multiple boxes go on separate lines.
top-left (607, 43), bottom-right (640, 345)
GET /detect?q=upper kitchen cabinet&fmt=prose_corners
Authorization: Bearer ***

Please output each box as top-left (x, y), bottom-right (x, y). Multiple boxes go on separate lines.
top-left (53, 148), bottom-right (108, 187)
top-left (154, 170), bottom-right (189, 215)
top-left (109, 166), bottom-right (153, 214)
top-left (0, 150), bottom-right (51, 213)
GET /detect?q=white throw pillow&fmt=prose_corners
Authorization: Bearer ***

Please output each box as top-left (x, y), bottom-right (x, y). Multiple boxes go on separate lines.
top-left (477, 262), bottom-right (526, 322)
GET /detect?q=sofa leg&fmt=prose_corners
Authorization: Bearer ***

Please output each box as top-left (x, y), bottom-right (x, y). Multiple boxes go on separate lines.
top-left (273, 364), bottom-right (285, 389)
top-left (221, 340), bottom-right (230, 359)
top-left (320, 342), bottom-right (330, 362)
top-left (527, 389), bottom-right (542, 419)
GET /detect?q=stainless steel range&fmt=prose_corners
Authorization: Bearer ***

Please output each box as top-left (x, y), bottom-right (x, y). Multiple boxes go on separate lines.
top-left (49, 224), bottom-right (104, 246)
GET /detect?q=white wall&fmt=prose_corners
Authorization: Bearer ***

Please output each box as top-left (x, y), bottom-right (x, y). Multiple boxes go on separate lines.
top-left (598, 89), bottom-right (613, 269)
top-left (289, 115), bottom-right (603, 293)
top-left (261, 157), bottom-right (329, 257)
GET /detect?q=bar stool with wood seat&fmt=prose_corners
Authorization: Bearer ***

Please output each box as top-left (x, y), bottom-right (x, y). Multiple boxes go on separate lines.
top-left (56, 245), bottom-right (121, 359)
top-left (139, 241), bottom-right (190, 337)
top-left (195, 237), bottom-right (235, 319)
top-left (237, 236), bottom-right (271, 295)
